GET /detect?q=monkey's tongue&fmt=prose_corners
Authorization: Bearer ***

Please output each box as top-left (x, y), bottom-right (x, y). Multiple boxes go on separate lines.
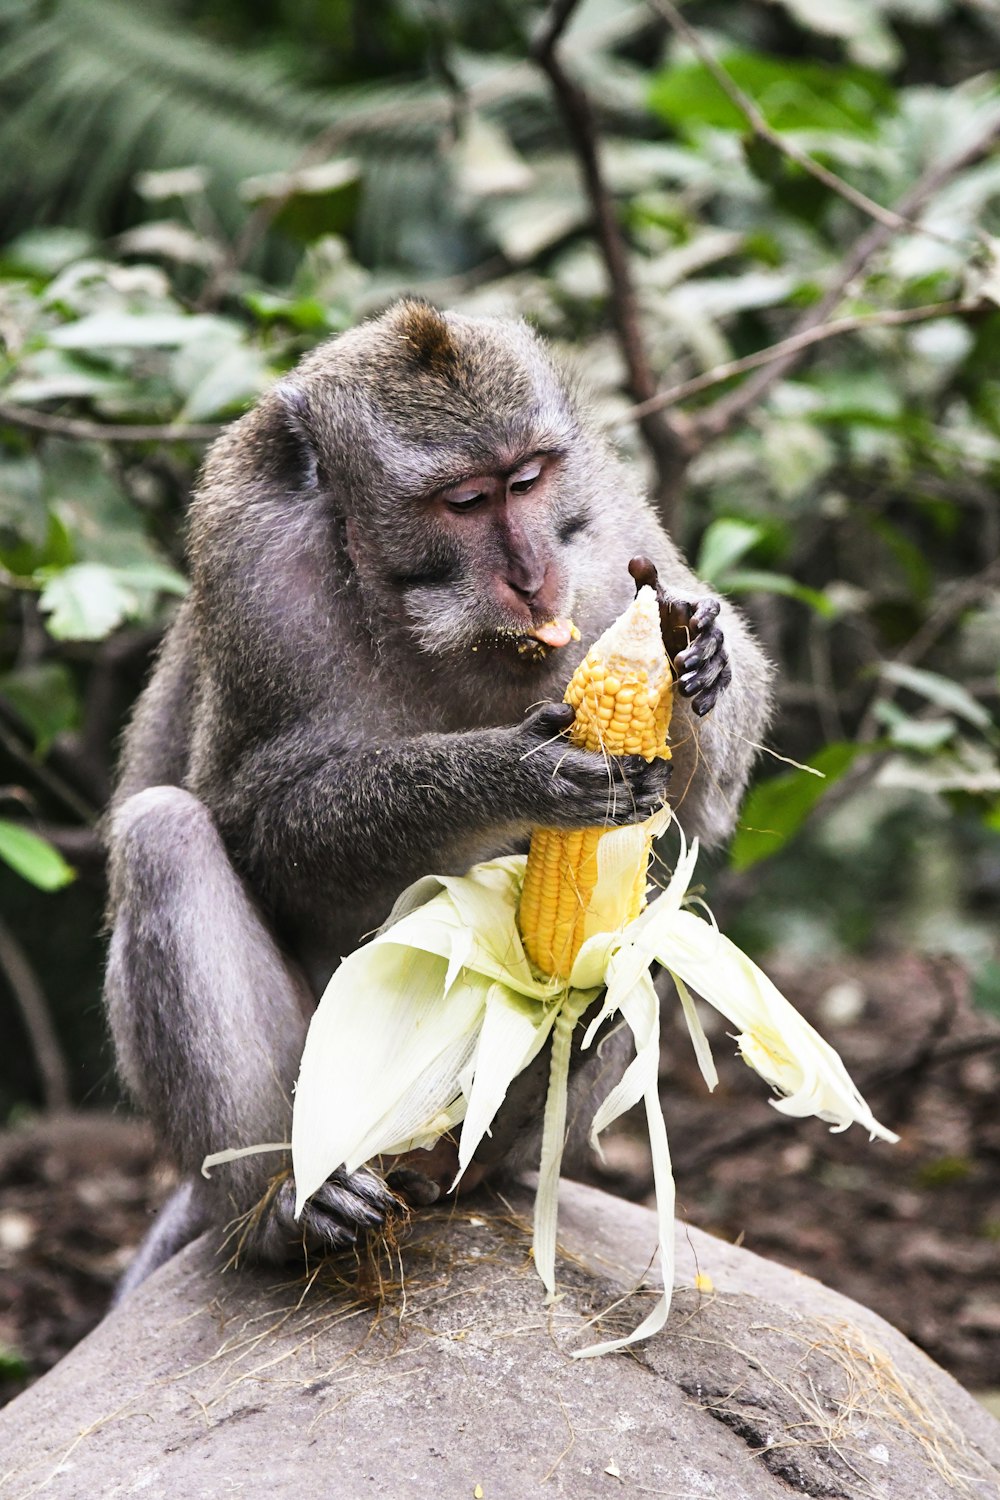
top-left (529, 618), bottom-right (574, 648)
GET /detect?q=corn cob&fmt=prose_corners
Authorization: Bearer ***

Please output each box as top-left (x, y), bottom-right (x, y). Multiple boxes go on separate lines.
top-left (518, 587), bottom-right (673, 978)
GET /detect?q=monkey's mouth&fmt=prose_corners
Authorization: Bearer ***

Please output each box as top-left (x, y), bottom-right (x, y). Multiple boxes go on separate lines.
top-left (509, 616), bottom-right (579, 662)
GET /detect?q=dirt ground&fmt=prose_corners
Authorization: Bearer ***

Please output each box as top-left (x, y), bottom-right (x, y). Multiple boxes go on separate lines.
top-left (1, 950), bottom-right (998, 1408)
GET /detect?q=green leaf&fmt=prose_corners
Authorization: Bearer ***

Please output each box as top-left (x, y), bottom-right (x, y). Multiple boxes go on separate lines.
top-left (240, 159), bottom-right (362, 243)
top-left (696, 518), bottom-right (764, 584)
top-left (172, 337), bottom-right (270, 421)
top-left (731, 742), bottom-right (863, 871)
top-left (886, 715), bottom-right (957, 755)
top-left (0, 663), bottom-right (79, 755)
top-left (648, 52), bottom-right (894, 137)
top-left (452, 115), bottom-right (534, 198)
top-left (879, 663), bottom-right (993, 732)
top-left (43, 443), bottom-right (164, 569)
top-left (0, 1341), bottom-right (29, 1382)
top-left (0, 228), bottom-right (94, 278)
top-left (49, 312), bottom-right (239, 351)
top-left (108, 562), bottom-right (188, 596)
top-left (36, 561), bottom-right (187, 641)
top-left (875, 742), bottom-right (1000, 796)
top-left (759, 419), bottom-right (835, 499)
top-left (773, 0), bottom-right (902, 69)
top-left (3, 349), bottom-right (134, 406)
top-left (0, 820), bottom-right (75, 890)
top-left (36, 563), bottom-right (137, 640)
top-left (718, 568), bottom-right (836, 617)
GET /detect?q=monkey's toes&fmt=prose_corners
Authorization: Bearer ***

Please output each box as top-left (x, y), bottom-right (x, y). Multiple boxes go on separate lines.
top-left (304, 1168), bottom-right (400, 1248)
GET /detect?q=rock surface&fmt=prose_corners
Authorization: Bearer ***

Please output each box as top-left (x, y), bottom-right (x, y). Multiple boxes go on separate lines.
top-left (1, 1180), bottom-right (997, 1500)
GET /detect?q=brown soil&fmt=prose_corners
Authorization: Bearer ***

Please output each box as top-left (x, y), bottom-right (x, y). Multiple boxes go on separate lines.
top-left (1, 951), bottom-right (997, 1407)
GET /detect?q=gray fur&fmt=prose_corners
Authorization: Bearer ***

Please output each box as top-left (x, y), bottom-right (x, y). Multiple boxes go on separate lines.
top-left (106, 301), bottom-right (773, 1291)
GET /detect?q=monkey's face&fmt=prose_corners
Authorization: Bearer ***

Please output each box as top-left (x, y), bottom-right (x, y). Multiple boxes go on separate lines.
top-left (281, 300), bottom-right (609, 667)
top-left (371, 449), bottom-right (590, 663)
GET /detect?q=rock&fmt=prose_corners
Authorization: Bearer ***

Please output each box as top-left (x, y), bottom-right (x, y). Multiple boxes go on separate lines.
top-left (1, 1180), bottom-right (997, 1499)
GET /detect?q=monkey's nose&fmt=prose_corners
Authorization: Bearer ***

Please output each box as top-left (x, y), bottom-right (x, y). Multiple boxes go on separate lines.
top-left (505, 566), bottom-right (547, 600)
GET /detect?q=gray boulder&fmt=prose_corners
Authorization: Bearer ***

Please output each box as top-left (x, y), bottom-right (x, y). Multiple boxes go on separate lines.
top-left (2, 1179), bottom-right (997, 1499)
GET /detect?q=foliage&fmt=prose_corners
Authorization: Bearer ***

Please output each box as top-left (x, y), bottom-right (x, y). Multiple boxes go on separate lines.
top-left (0, 0), bottom-right (999, 1110)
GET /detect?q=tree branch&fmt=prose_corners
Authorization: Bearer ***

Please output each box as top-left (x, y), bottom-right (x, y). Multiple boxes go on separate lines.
top-left (531, 0), bottom-right (692, 521)
top-left (0, 401), bottom-right (222, 446)
top-left (611, 299), bottom-right (981, 427)
top-left (0, 917), bottom-right (71, 1112)
top-left (689, 117), bottom-right (1000, 445)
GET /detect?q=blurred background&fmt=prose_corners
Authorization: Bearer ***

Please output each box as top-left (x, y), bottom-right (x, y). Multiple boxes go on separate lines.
top-left (0, 0), bottom-right (998, 1406)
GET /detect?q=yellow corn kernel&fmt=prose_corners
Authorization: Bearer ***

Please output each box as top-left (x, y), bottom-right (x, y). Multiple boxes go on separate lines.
top-left (518, 588), bottom-right (673, 978)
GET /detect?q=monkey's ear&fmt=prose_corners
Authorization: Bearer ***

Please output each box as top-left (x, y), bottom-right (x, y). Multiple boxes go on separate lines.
top-left (264, 381), bottom-right (319, 492)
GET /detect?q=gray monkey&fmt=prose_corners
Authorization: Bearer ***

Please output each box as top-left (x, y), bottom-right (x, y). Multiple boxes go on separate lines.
top-left (105, 300), bottom-right (772, 1294)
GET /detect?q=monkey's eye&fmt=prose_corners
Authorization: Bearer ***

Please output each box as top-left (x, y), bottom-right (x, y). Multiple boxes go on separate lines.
top-left (509, 460), bottom-right (543, 495)
top-left (445, 489), bottom-right (487, 513)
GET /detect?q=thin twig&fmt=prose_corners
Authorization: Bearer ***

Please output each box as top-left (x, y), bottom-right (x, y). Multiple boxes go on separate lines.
top-left (30, 823), bottom-right (106, 877)
top-left (0, 917), bottom-right (71, 1111)
top-left (0, 400), bottom-right (222, 446)
top-left (646, 0), bottom-right (959, 240)
top-left (532, 0), bottom-right (691, 519)
top-left (0, 716), bottom-right (99, 825)
top-left (612, 299), bottom-right (979, 426)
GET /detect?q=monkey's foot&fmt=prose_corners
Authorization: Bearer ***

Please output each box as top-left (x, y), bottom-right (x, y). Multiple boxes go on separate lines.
top-left (236, 1168), bottom-right (404, 1265)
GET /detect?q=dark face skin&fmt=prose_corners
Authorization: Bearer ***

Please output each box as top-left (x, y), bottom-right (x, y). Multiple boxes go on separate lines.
top-left (356, 448), bottom-right (583, 665)
top-left (431, 452), bottom-right (571, 646)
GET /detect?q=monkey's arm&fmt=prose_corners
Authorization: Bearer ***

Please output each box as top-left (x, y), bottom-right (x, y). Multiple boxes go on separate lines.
top-left (200, 707), bottom-right (671, 913)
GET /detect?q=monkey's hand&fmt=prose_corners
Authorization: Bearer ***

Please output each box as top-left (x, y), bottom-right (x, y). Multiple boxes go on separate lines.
top-left (628, 556), bottom-right (732, 717)
top-left (512, 703), bottom-right (673, 829)
top-left (671, 597), bottom-right (731, 717)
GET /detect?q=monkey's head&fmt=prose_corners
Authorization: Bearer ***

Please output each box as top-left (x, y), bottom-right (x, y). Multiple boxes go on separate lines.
top-left (265, 300), bottom-right (616, 667)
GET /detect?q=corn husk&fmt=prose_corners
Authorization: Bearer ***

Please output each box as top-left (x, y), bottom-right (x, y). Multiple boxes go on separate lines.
top-left (278, 809), bottom-right (896, 1357)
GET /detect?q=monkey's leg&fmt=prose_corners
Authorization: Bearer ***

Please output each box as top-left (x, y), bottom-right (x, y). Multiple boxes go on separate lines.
top-left (105, 786), bottom-right (399, 1288)
top-left (112, 1179), bottom-right (205, 1304)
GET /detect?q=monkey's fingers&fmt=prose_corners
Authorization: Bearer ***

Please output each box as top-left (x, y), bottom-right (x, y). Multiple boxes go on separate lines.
top-left (603, 755), bottom-right (673, 825)
top-left (690, 596), bottom-right (721, 633)
top-left (674, 619), bottom-right (723, 676)
top-left (678, 647), bottom-right (731, 717)
top-left (521, 701), bottom-right (575, 740)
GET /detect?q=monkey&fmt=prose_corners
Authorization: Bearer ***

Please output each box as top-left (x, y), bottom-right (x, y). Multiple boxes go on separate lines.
top-left (105, 300), bottom-right (772, 1295)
